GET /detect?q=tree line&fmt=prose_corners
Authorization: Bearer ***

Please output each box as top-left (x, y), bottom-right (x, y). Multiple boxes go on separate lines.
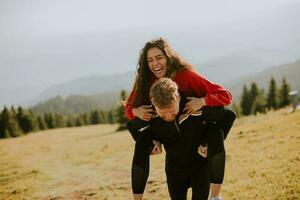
top-left (0, 77), bottom-right (294, 139)
top-left (0, 90), bottom-right (128, 139)
top-left (237, 77), bottom-right (292, 116)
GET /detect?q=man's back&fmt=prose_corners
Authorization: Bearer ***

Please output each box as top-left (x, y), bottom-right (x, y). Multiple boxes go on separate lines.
top-left (150, 113), bottom-right (207, 165)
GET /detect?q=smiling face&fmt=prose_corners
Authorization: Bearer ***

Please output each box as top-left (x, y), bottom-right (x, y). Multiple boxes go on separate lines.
top-left (147, 47), bottom-right (168, 78)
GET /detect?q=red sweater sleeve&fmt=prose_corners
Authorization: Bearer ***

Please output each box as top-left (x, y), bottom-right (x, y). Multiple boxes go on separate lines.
top-left (125, 90), bottom-right (136, 120)
top-left (173, 69), bottom-right (232, 106)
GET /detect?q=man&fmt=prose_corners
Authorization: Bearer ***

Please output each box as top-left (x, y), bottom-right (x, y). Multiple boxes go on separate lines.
top-left (127, 78), bottom-right (235, 200)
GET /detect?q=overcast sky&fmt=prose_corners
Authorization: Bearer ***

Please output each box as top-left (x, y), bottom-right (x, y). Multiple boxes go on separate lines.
top-left (1, 0), bottom-right (299, 39)
top-left (0, 0), bottom-right (299, 92)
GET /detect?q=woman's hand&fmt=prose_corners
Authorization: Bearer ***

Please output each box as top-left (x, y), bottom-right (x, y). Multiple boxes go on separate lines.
top-left (183, 97), bottom-right (206, 114)
top-left (133, 105), bottom-right (156, 121)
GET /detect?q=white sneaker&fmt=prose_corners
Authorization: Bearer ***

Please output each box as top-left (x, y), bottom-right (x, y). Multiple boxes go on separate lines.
top-left (210, 197), bottom-right (223, 200)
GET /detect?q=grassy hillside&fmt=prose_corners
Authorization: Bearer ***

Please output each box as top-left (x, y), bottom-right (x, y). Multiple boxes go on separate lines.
top-left (0, 108), bottom-right (299, 199)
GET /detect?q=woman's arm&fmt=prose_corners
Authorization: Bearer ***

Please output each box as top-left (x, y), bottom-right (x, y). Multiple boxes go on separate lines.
top-left (125, 90), bottom-right (137, 120)
top-left (125, 90), bottom-right (156, 121)
top-left (173, 70), bottom-right (232, 108)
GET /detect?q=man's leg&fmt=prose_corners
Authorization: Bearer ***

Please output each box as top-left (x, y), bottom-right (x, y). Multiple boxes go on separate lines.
top-left (190, 161), bottom-right (210, 200)
top-left (166, 160), bottom-right (189, 200)
top-left (166, 172), bottom-right (189, 200)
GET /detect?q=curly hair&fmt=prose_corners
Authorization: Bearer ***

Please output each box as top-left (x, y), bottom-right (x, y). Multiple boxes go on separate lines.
top-left (150, 78), bottom-right (179, 108)
top-left (130, 38), bottom-right (193, 107)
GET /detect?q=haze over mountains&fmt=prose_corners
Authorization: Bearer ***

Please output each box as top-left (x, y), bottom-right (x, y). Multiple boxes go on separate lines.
top-left (30, 59), bottom-right (300, 114)
top-left (1, 2), bottom-right (300, 108)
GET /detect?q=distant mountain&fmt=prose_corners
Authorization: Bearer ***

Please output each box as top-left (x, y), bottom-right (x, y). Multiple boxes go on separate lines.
top-left (225, 60), bottom-right (300, 102)
top-left (195, 47), bottom-right (300, 84)
top-left (29, 52), bottom-right (300, 108)
top-left (30, 91), bottom-right (122, 115)
top-left (28, 71), bottom-right (135, 106)
top-left (30, 59), bottom-right (300, 115)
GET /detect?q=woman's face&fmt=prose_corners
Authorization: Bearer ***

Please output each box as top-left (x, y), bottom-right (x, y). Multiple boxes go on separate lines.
top-left (147, 47), bottom-right (168, 78)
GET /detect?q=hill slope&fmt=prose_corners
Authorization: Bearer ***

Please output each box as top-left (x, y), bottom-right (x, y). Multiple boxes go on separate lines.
top-left (0, 109), bottom-right (299, 199)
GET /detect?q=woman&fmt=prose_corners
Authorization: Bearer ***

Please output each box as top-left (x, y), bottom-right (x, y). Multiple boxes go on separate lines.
top-left (125, 38), bottom-right (234, 200)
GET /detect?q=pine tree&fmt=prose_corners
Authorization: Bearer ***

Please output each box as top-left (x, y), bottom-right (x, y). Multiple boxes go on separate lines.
top-left (28, 109), bottom-right (39, 131)
top-left (279, 78), bottom-right (291, 108)
top-left (17, 107), bottom-right (38, 133)
top-left (267, 77), bottom-right (278, 110)
top-left (44, 113), bottom-right (56, 129)
top-left (108, 110), bottom-right (115, 124)
top-left (82, 113), bottom-right (90, 125)
top-left (75, 117), bottom-right (83, 126)
top-left (240, 85), bottom-right (251, 115)
top-left (252, 89), bottom-right (267, 114)
top-left (55, 114), bottom-right (66, 128)
top-left (0, 110), bottom-right (4, 138)
top-left (117, 90), bottom-right (128, 130)
top-left (66, 118), bottom-right (74, 127)
top-left (11, 106), bottom-right (17, 116)
top-left (249, 83), bottom-right (259, 103)
top-left (101, 111), bottom-right (109, 123)
top-left (90, 110), bottom-right (101, 124)
top-left (246, 82), bottom-right (260, 114)
top-left (4, 128), bottom-right (11, 138)
top-left (37, 116), bottom-right (47, 130)
top-left (1, 107), bottom-right (23, 137)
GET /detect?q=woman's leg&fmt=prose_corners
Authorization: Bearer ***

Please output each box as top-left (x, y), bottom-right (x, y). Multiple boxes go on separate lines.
top-left (128, 119), bottom-right (154, 197)
top-left (206, 125), bottom-right (226, 199)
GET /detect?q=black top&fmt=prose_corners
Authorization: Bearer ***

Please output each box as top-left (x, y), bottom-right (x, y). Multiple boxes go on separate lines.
top-left (128, 95), bottom-right (233, 163)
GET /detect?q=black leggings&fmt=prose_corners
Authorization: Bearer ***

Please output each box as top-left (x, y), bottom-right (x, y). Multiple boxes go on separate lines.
top-left (130, 125), bottom-right (153, 194)
top-left (205, 107), bottom-right (236, 184)
top-left (206, 124), bottom-right (226, 184)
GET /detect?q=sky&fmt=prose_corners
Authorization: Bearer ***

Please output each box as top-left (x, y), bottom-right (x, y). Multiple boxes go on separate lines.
top-left (1, 0), bottom-right (299, 39)
top-left (0, 0), bottom-right (300, 105)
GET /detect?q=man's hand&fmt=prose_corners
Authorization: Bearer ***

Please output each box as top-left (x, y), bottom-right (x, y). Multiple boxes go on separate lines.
top-left (133, 105), bottom-right (156, 121)
top-left (183, 97), bottom-right (206, 114)
top-left (151, 140), bottom-right (162, 155)
top-left (198, 145), bottom-right (207, 158)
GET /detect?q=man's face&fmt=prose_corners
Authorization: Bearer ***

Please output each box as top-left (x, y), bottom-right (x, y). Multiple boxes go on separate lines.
top-left (154, 97), bottom-right (180, 122)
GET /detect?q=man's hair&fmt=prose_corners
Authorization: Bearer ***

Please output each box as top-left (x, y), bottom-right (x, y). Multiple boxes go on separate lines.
top-left (150, 78), bottom-right (179, 108)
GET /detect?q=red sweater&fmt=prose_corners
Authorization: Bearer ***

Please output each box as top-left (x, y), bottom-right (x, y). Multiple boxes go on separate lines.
top-left (125, 69), bottom-right (232, 120)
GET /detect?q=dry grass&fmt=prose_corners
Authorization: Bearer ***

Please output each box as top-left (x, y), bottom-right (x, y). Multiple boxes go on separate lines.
top-left (0, 109), bottom-right (299, 200)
